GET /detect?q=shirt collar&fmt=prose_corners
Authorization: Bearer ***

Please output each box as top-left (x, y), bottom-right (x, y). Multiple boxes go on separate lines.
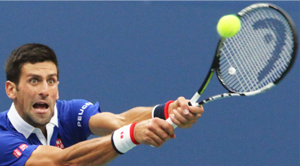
top-left (7, 102), bottom-right (58, 139)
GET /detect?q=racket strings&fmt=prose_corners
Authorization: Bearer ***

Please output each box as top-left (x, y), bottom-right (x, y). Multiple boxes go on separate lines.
top-left (218, 7), bottom-right (295, 93)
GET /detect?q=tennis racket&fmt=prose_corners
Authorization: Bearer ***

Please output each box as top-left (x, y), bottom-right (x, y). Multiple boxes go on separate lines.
top-left (167, 3), bottom-right (298, 128)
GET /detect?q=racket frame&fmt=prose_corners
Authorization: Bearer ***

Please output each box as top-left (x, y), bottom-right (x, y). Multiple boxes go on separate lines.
top-left (189, 3), bottom-right (298, 106)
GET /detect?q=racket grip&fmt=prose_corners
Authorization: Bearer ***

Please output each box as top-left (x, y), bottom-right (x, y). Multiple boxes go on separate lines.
top-left (166, 117), bottom-right (177, 129)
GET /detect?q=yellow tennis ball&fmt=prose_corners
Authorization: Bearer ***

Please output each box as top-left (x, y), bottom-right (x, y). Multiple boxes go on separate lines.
top-left (217, 15), bottom-right (241, 38)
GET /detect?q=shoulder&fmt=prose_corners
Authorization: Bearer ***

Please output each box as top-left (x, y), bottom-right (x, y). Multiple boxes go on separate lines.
top-left (55, 99), bottom-right (101, 129)
top-left (0, 130), bottom-right (26, 148)
top-left (0, 110), bottom-right (12, 131)
top-left (0, 110), bottom-right (8, 122)
top-left (0, 131), bottom-right (27, 156)
top-left (56, 99), bottom-right (100, 113)
top-left (56, 99), bottom-right (93, 109)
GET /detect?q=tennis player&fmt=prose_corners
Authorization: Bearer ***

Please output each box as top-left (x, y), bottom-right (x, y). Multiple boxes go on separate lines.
top-left (0, 43), bottom-right (204, 166)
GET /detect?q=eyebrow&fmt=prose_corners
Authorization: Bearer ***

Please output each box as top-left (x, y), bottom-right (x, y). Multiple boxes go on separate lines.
top-left (27, 73), bottom-right (58, 78)
top-left (48, 74), bottom-right (58, 78)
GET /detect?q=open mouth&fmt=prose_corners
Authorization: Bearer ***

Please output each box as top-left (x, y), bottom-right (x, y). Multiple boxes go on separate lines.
top-left (33, 102), bottom-right (49, 110)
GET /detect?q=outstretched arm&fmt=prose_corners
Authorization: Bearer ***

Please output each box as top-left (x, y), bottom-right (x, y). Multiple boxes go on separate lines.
top-left (25, 135), bottom-right (118, 166)
top-left (88, 106), bottom-right (153, 136)
top-left (89, 96), bottom-right (204, 136)
top-left (25, 117), bottom-right (174, 166)
top-left (25, 97), bottom-right (204, 166)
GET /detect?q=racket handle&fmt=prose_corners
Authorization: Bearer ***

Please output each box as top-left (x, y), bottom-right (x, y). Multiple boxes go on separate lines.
top-left (166, 117), bottom-right (177, 129)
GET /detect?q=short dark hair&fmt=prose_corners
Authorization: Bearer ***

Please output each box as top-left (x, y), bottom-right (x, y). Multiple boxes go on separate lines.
top-left (5, 43), bottom-right (59, 85)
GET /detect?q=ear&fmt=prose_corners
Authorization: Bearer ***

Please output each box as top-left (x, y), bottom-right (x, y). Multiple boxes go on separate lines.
top-left (6, 81), bottom-right (17, 100)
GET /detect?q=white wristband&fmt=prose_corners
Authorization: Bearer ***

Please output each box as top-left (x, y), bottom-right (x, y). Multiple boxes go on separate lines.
top-left (111, 123), bottom-right (139, 154)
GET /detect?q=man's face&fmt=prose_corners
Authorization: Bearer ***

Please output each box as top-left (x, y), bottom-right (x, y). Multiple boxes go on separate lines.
top-left (9, 61), bottom-right (59, 127)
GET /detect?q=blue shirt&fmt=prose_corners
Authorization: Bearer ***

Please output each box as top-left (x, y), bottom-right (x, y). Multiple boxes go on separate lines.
top-left (0, 99), bottom-right (101, 166)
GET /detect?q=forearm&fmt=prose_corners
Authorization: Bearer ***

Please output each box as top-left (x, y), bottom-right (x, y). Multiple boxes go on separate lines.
top-left (62, 135), bottom-right (118, 165)
top-left (90, 107), bottom-right (153, 136)
top-left (119, 106), bottom-right (153, 124)
top-left (26, 135), bottom-right (118, 166)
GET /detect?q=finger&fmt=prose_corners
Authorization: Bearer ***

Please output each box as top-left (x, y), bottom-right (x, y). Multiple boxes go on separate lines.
top-left (172, 109), bottom-right (198, 128)
top-left (151, 126), bottom-right (172, 142)
top-left (177, 107), bottom-right (198, 120)
top-left (188, 105), bottom-right (204, 115)
top-left (149, 119), bottom-right (174, 146)
top-left (159, 120), bottom-right (175, 139)
top-left (174, 108), bottom-right (199, 123)
top-left (147, 131), bottom-right (166, 147)
top-left (177, 97), bottom-right (189, 110)
top-left (169, 114), bottom-right (181, 128)
top-left (172, 109), bottom-right (188, 124)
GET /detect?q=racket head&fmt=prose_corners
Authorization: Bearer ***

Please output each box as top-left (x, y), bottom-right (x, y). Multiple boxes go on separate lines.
top-left (215, 3), bottom-right (298, 94)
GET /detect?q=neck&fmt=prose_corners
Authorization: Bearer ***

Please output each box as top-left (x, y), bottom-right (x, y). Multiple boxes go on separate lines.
top-left (37, 126), bottom-right (47, 139)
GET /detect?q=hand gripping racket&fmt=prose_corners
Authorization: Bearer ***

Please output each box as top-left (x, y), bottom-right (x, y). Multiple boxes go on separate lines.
top-left (167, 3), bottom-right (298, 128)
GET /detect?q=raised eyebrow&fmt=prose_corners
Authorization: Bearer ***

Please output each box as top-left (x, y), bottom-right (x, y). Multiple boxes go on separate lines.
top-left (48, 74), bottom-right (58, 78)
top-left (27, 74), bottom-right (57, 78)
top-left (27, 74), bottom-right (41, 78)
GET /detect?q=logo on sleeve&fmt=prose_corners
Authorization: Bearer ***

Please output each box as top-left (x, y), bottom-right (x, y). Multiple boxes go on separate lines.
top-left (77, 102), bottom-right (93, 127)
top-left (12, 144), bottom-right (29, 158)
top-left (13, 149), bottom-right (22, 158)
top-left (19, 144), bottom-right (28, 151)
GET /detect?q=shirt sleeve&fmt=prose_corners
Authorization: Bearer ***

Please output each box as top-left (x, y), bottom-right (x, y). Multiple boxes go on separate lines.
top-left (57, 99), bottom-right (101, 142)
top-left (0, 132), bottom-right (39, 166)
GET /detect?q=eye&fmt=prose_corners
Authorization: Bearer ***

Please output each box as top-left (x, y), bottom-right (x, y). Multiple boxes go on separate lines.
top-left (29, 78), bottom-right (38, 84)
top-left (48, 78), bottom-right (56, 84)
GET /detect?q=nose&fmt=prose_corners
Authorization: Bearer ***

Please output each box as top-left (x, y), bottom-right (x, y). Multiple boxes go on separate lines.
top-left (39, 81), bottom-right (49, 98)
